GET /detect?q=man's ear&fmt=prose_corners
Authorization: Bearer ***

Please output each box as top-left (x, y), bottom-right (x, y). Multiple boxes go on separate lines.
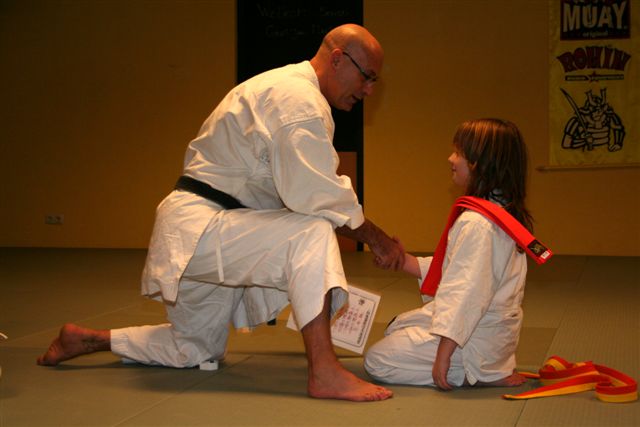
top-left (330, 49), bottom-right (342, 68)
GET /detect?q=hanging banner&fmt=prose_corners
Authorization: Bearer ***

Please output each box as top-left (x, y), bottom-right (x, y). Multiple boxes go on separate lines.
top-left (549, 0), bottom-right (639, 167)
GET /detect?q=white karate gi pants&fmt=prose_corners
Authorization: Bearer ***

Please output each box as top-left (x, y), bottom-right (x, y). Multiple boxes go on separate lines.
top-left (112, 209), bottom-right (349, 368)
top-left (364, 310), bottom-right (467, 387)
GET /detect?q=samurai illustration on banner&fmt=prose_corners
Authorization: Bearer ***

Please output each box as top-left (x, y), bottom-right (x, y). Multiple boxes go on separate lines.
top-left (549, 0), bottom-right (638, 167)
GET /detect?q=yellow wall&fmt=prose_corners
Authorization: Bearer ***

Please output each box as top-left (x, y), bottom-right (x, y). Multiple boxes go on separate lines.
top-left (1, 0), bottom-right (638, 255)
top-left (1, 0), bottom-right (236, 248)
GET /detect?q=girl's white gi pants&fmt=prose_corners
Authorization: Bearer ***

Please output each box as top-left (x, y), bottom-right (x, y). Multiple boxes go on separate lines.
top-left (364, 309), bottom-right (467, 387)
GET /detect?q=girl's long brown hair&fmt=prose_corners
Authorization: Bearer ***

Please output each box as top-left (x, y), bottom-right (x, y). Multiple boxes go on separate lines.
top-left (453, 118), bottom-right (534, 231)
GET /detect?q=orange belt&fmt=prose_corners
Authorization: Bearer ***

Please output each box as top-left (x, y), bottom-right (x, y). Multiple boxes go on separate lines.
top-left (503, 356), bottom-right (638, 403)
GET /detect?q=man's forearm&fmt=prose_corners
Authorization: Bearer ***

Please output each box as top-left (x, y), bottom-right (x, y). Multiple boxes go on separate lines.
top-left (335, 219), bottom-right (384, 247)
top-left (336, 218), bottom-right (404, 271)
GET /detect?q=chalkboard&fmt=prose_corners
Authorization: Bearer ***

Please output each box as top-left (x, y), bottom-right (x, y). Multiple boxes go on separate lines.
top-left (237, 0), bottom-right (364, 154)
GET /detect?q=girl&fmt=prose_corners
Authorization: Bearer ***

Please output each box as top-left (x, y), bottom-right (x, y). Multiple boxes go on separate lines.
top-left (365, 118), bottom-right (533, 390)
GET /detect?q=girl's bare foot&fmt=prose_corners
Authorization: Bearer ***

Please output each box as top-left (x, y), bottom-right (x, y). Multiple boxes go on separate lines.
top-left (37, 323), bottom-right (110, 366)
top-left (475, 371), bottom-right (527, 387)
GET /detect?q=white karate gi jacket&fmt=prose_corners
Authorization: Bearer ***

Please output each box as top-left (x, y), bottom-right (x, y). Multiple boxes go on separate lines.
top-left (368, 209), bottom-right (527, 385)
top-left (141, 61), bottom-right (364, 326)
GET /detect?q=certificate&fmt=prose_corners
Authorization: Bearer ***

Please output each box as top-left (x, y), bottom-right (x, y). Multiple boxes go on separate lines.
top-left (287, 285), bottom-right (380, 354)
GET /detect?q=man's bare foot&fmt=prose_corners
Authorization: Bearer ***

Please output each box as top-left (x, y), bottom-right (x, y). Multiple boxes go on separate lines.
top-left (36, 323), bottom-right (110, 366)
top-left (301, 293), bottom-right (393, 401)
top-left (308, 361), bottom-right (393, 401)
top-left (475, 371), bottom-right (527, 387)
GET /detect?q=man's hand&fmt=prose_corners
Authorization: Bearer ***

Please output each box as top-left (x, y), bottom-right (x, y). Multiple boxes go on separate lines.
top-left (371, 235), bottom-right (404, 271)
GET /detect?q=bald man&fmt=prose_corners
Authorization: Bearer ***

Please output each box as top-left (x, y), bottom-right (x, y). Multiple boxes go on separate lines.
top-left (38, 24), bottom-right (400, 402)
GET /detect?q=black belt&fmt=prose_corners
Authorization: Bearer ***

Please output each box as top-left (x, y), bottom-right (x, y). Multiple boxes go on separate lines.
top-left (175, 175), bottom-right (246, 209)
top-left (176, 175), bottom-right (276, 325)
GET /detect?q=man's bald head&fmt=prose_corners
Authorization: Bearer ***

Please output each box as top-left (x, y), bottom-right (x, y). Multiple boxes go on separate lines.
top-left (310, 24), bottom-right (383, 111)
top-left (317, 24), bottom-right (383, 61)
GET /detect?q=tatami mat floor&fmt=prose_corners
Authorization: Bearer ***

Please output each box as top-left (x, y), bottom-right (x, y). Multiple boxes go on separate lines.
top-left (0, 248), bottom-right (638, 426)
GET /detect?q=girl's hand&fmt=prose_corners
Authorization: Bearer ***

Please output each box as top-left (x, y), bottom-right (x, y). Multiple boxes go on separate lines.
top-left (432, 355), bottom-right (453, 390)
top-left (433, 336), bottom-right (458, 390)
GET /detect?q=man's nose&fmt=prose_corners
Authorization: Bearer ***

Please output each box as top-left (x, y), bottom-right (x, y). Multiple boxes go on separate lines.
top-left (362, 82), bottom-right (375, 97)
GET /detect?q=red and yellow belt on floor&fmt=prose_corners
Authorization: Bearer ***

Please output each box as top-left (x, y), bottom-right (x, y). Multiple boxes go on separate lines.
top-left (503, 356), bottom-right (637, 403)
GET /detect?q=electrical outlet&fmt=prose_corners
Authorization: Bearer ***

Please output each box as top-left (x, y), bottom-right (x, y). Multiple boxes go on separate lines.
top-left (45, 214), bottom-right (64, 225)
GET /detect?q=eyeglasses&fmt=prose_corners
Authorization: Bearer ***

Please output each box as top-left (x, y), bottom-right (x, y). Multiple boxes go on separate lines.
top-left (342, 51), bottom-right (377, 83)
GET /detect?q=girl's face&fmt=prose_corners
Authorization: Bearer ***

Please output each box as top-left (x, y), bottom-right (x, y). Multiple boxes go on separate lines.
top-left (448, 149), bottom-right (471, 188)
